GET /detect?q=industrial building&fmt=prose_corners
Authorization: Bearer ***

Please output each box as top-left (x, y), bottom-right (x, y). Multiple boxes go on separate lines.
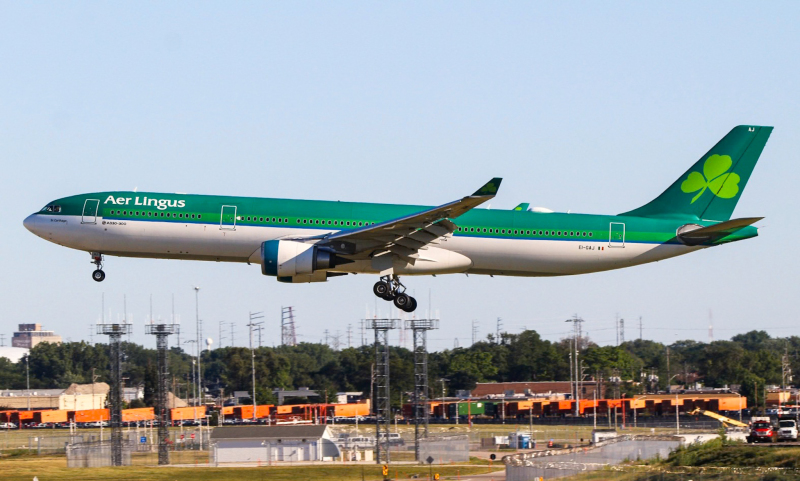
top-left (11, 323), bottom-right (62, 348)
top-left (0, 382), bottom-right (107, 410)
top-left (210, 425), bottom-right (341, 464)
top-left (470, 381), bottom-right (604, 399)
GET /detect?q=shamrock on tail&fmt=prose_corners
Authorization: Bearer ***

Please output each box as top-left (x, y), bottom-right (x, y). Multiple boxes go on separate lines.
top-left (680, 154), bottom-right (741, 203)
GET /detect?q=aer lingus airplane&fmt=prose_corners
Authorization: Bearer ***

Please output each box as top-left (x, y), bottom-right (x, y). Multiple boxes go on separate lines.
top-left (24, 125), bottom-right (771, 312)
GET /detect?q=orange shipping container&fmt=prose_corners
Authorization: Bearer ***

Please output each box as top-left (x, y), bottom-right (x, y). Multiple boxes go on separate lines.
top-left (39, 410), bottom-right (69, 423)
top-left (170, 406), bottom-right (206, 421)
top-left (122, 408), bottom-right (155, 422)
top-left (75, 409), bottom-right (110, 423)
top-left (220, 406), bottom-right (235, 416)
top-left (332, 402), bottom-right (369, 417)
top-left (255, 405), bottom-right (272, 419)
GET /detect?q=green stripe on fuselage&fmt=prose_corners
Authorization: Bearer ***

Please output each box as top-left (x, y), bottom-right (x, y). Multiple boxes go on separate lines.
top-left (37, 191), bottom-right (753, 245)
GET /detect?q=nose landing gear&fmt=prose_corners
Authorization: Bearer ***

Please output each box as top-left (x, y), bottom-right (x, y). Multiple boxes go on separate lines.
top-left (373, 275), bottom-right (417, 312)
top-left (91, 252), bottom-right (106, 282)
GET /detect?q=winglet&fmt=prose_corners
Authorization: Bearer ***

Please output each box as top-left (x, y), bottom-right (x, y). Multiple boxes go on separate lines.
top-left (472, 178), bottom-right (503, 197)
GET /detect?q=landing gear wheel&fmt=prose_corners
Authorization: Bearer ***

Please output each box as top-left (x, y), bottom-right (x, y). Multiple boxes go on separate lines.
top-left (404, 296), bottom-right (417, 313)
top-left (373, 281), bottom-right (390, 298)
top-left (92, 269), bottom-right (106, 282)
top-left (393, 293), bottom-right (411, 310)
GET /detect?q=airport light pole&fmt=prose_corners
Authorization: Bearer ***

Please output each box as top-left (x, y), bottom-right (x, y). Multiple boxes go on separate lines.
top-left (248, 311), bottom-right (264, 421)
top-left (194, 287), bottom-right (202, 406)
top-left (439, 378), bottom-right (449, 421)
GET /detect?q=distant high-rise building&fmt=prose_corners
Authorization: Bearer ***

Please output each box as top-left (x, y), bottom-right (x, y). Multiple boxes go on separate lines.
top-left (12, 323), bottom-right (62, 348)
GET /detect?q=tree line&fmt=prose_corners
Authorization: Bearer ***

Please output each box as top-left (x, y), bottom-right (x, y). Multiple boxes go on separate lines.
top-left (0, 329), bottom-right (796, 409)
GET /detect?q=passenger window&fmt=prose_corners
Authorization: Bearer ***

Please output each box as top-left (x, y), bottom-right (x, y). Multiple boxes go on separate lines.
top-left (588, 232), bottom-right (593, 237)
top-left (570, 231), bottom-right (574, 236)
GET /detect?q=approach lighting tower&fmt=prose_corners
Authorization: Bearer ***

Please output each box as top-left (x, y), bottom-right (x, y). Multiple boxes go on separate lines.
top-left (281, 306), bottom-right (297, 346)
top-left (367, 318), bottom-right (398, 464)
top-left (145, 323), bottom-right (179, 465)
top-left (97, 322), bottom-right (132, 466)
top-left (405, 318), bottom-right (439, 461)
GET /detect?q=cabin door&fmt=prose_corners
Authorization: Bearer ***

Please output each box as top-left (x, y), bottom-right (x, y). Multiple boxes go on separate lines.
top-left (220, 205), bottom-right (237, 230)
top-left (82, 199), bottom-right (100, 224)
top-left (609, 222), bottom-right (625, 248)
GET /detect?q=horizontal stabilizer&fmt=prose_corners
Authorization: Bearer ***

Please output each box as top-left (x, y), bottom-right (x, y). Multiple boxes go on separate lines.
top-left (677, 217), bottom-right (763, 246)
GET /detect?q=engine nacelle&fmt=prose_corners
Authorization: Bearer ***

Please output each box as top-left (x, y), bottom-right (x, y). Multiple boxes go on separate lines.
top-left (261, 240), bottom-right (341, 277)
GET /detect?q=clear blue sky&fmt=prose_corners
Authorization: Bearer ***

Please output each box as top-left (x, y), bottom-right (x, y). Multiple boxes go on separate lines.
top-left (1, 2), bottom-right (798, 353)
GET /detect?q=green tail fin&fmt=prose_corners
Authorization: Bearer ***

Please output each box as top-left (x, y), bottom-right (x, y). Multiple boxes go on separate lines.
top-left (621, 125), bottom-right (773, 221)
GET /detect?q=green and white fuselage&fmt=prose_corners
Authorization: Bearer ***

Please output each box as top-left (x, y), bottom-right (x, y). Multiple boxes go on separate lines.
top-left (23, 192), bottom-right (752, 276)
top-left (23, 125), bottom-right (772, 309)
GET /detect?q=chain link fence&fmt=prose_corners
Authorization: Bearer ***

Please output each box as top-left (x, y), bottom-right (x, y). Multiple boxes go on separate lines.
top-left (505, 435), bottom-right (681, 480)
top-left (66, 440), bottom-right (133, 467)
top-left (418, 435), bottom-right (470, 464)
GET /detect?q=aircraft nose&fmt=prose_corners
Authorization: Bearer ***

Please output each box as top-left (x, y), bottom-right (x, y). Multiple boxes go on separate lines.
top-left (23, 214), bottom-right (38, 234)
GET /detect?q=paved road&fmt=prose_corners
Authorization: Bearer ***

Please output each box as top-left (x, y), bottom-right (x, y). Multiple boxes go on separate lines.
top-left (455, 470), bottom-right (505, 481)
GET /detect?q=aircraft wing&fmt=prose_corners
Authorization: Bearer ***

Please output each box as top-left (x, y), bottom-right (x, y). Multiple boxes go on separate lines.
top-left (295, 178), bottom-right (501, 262)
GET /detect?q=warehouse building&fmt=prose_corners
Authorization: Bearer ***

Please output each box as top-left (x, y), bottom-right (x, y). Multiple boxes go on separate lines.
top-left (0, 382), bottom-right (108, 410)
top-left (210, 425), bottom-right (341, 464)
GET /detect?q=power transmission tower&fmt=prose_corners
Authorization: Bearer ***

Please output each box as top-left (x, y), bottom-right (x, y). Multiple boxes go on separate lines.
top-left (97, 321), bottom-right (132, 466)
top-left (639, 316), bottom-right (643, 341)
top-left (281, 306), bottom-right (297, 346)
top-left (366, 318), bottom-right (398, 464)
top-left (496, 317), bottom-right (503, 344)
top-left (454, 338), bottom-right (459, 348)
top-left (145, 323), bottom-right (178, 465)
top-left (218, 321), bottom-right (227, 350)
top-left (230, 322), bottom-right (235, 347)
top-left (619, 318), bottom-right (625, 345)
top-left (347, 324), bottom-right (353, 348)
top-left (471, 320), bottom-right (478, 346)
top-left (405, 318), bottom-right (438, 461)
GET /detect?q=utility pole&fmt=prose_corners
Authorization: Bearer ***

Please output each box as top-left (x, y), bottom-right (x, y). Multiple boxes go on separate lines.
top-left (638, 316), bottom-right (643, 341)
top-left (248, 312), bottom-right (264, 421)
top-left (566, 316), bottom-right (584, 416)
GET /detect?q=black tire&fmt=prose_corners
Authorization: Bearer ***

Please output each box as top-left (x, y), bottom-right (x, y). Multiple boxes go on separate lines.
top-left (92, 269), bottom-right (106, 282)
top-left (393, 293), bottom-right (410, 310)
top-left (373, 281), bottom-right (390, 298)
top-left (403, 297), bottom-right (418, 313)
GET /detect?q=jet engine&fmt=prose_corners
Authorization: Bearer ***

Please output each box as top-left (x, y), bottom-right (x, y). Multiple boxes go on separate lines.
top-left (261, 240), bottom-right (350, 278)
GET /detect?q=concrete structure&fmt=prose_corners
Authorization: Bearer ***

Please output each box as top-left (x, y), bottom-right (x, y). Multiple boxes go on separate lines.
top-left (273, 387), bottom-right (319, 405)
top-left (11, 324), bottom-right (62, 349)
top-left (471, 381), bottom-right (604, 399)
top-left (0, 382), bottom-right (108, 410)
top-left (210, 425), bottom-right (340, 464)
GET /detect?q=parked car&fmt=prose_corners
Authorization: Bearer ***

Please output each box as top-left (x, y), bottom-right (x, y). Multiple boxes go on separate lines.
top-left (778, 419), bottom-right (798, 441)
top-left (379, 432), bottom-right (405, 446)
top-left (0, 422), bottom-right (17, 429)
top-left (347, 436), bottom-right (375, 449)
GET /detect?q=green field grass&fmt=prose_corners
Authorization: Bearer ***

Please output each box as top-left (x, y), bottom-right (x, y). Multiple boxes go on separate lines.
top-left (0, 454), bottom-right (497, 481)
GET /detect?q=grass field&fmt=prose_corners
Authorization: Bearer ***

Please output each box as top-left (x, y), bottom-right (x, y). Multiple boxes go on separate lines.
top-left (0, 454), bottom-right (498, 481)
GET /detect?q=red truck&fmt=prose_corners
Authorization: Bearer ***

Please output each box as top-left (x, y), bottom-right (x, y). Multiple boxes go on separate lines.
top-left (747, 416), bottom-right (776, 443)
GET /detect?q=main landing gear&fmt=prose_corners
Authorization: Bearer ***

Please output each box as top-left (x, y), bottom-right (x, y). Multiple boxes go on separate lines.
top-left (91, 252), bottom-right (106, 282)
top-left (373, 275), bottom-right (417, 312)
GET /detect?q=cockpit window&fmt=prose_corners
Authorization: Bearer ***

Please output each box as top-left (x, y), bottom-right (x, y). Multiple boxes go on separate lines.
top-left (41, 205), bottom-right (62, 213)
